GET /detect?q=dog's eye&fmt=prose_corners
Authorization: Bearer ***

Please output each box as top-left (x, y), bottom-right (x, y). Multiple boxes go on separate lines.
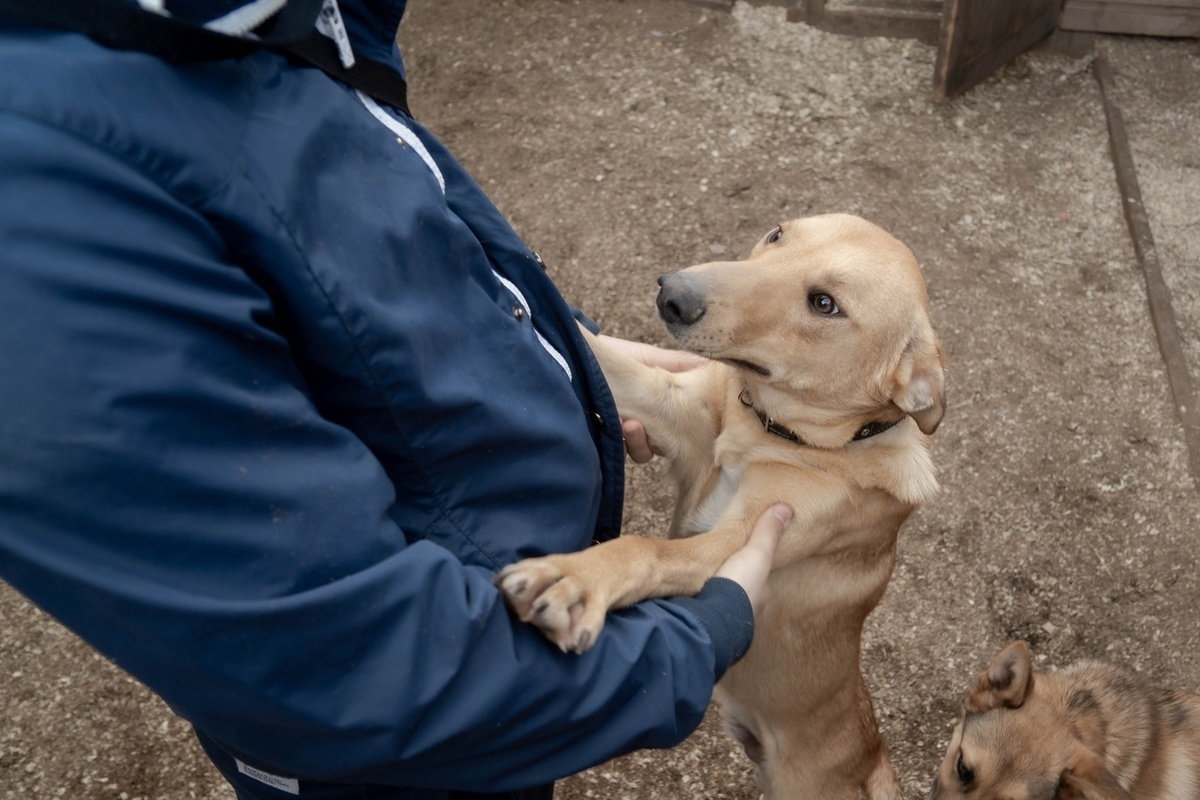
top-left (808, 292), bottom-right (840, 316)
top-left (955, 751), bottom-right (975, 786)
top-left (765, 226), bottom-right (783, 244)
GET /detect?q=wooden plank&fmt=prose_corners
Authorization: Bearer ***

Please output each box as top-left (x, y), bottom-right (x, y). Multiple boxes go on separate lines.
top-left (1094, 55), bottom-right (1200, 490)
top-left (825, 0), bottom-right (942, 12)
top-left (1074, 0), bottom-right (1200, 8)
top-left (933, 0), bottom-right (1064, 101)
top-left (794, 0), bottom-right (943, 43)
top-left (1033, 27), bottom-right (1097, 56)
top-left (1061, 0), bottom-right (1200, 36)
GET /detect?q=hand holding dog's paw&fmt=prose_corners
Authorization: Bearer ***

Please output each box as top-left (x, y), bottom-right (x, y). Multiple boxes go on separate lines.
top-left (495, 557), bottom-right (609, 654)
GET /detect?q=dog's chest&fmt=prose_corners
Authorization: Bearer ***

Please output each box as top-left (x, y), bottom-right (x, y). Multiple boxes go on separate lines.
top-left (684, 463), bottom-right (746, 535)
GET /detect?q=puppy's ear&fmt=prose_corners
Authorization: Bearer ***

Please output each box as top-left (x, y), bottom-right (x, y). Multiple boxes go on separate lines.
top-left (1056, 750), bottom-right (1132, 799)
top-left (965, 640), bottom-right (1033, 713)
top-left (891, 327), bottom-right (946, 435)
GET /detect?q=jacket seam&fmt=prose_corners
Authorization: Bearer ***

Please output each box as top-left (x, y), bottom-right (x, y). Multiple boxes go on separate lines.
top-left (0, 106), bottom-right (502, 570)
top-left (228, 164), bottom-right (504, 571)
top-left (0, 105), bottom-right (250, 218)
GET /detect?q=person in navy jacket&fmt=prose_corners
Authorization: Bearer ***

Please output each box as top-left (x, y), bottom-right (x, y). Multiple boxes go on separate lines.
top-left (0, 2), bottom-right (789, 798)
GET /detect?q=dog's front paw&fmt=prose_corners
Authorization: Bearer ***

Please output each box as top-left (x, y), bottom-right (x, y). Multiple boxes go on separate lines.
top-left (494, 557), bottom-right (607, 654)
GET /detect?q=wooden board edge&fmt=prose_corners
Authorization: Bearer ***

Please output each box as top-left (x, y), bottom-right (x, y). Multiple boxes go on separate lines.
top-left (1094, 55), bottom-right (1200, 489)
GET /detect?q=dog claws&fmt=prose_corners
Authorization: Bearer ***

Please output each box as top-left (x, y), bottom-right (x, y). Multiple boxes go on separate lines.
top-left (493, 568), bottom-right (526, 596)
top-left (495, 559), bottom-right (607, 655)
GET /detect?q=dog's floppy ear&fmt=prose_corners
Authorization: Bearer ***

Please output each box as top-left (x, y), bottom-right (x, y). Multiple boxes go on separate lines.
top-left (965, 640), bottom-right (1033, 713)
top-left (891, 326), bottom-right (945, 435)
top-left (1055, 749), bottom-right (1132, 799)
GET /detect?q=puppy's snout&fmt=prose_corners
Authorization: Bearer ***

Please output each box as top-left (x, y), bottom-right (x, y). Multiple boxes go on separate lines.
top-left (656, 273), bottom-right (707, 326)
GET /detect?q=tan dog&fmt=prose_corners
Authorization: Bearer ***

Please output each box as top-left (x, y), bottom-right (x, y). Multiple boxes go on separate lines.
top-left (930, 641), bottom-right (1200, 800)
top-left (497, 213), bottom-right (945, 799)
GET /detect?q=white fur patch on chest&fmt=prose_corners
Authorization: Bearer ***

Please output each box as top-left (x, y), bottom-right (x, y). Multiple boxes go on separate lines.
top-left (686, 463), bottom-right (745, 535)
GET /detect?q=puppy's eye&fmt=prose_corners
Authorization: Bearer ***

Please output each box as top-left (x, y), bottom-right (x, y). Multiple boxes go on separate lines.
top-left (765, 226), bottom-right (783, 244)
top-left (808, 292), bottom-right (840, 316)
top-left (955, 751), bottom-right (975, 786)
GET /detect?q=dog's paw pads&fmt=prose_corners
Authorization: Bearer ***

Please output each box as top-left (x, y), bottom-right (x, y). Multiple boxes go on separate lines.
top-left (495, 560), bottom-right (562, 618)
top-left (495, 561), bottom-right (605, 653)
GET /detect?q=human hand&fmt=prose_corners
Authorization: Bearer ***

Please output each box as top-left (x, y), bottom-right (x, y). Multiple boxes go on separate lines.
top-left (621, 419), bottom-right (656, 464)
top-left (597, 334), bottom-right (707, 463)
top-left (596, 334), bottom-right (709, 373)
top-left (714, 505), bottom-right (792, 616)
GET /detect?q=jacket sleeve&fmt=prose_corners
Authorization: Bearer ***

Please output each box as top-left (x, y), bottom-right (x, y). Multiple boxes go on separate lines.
top-left (0, 114), bottom-right (754, 791)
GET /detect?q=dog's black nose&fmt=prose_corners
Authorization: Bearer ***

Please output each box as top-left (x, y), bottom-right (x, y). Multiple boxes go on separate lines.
top-left (656, 273), bottom-right (706, 326)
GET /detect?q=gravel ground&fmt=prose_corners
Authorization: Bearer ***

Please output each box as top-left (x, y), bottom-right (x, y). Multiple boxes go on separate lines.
top-left (2, 3), bottom-right (1197, 799)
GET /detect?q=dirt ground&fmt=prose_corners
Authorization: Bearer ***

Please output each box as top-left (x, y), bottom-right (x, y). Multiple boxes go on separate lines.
top-left (3, 2), bottom-right (1198, 799)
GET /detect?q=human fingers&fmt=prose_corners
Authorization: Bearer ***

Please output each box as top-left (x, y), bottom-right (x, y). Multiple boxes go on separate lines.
top-left (622, 419), bottom-right (655, 463)
top-left (597, 334), bottom-right (708, 373)
top-left (647, 346), bottom-right (708, 373)
top-left (714, 504), bottom-right (792, 616)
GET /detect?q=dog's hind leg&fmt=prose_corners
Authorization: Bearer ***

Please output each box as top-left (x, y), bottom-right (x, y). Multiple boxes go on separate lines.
top-left (863, 746), bottom-right (902, 800)
top-left (763, 761), bottom-right (865, 800)
top-left (856, 673), bottom-right (903, 800)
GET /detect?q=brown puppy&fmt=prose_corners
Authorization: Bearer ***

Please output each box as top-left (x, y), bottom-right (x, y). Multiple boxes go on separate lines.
top-left (930, 641), bottom-right (1200, 800)
top-left (497, 213), bottom-right (945, 799)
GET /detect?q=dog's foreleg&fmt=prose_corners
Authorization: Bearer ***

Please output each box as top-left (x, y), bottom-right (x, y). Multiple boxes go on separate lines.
top-left (580, 326), bottom-right (720, 466)
top-left (495, 519), bottom-right (754, 653)
top-left (496, 464), bottom-right (814, 653)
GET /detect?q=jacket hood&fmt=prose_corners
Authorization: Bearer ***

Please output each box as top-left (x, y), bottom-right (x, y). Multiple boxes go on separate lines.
top-left (161, 0), bottom-right (407, 70)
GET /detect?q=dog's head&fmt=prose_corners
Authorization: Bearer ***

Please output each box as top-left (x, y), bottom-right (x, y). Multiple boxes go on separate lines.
top-left (656, 214), bottom-right (945, 443)
top-left (929, 641), bottom-right (1132, 800)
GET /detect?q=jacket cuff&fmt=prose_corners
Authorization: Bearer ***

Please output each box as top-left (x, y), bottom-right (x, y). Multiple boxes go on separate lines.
top-left (665, 577), bottom-right (754, 680)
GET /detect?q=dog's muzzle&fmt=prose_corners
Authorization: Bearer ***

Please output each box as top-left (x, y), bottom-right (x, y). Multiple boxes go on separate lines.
top-left (656, 272), bottom-right (707, 326)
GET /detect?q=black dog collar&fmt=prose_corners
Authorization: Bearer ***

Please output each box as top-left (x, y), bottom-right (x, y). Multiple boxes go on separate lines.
top-left (738, 387), bottom-right (901, 446)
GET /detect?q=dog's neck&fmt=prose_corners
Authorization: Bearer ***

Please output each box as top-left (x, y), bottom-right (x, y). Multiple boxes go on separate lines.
top-left (738, 385), bottom-right (902, 448)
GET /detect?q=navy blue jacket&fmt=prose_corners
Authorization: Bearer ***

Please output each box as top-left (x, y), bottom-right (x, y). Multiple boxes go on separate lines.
top-left (0, 2), bottom-right (754, 798)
